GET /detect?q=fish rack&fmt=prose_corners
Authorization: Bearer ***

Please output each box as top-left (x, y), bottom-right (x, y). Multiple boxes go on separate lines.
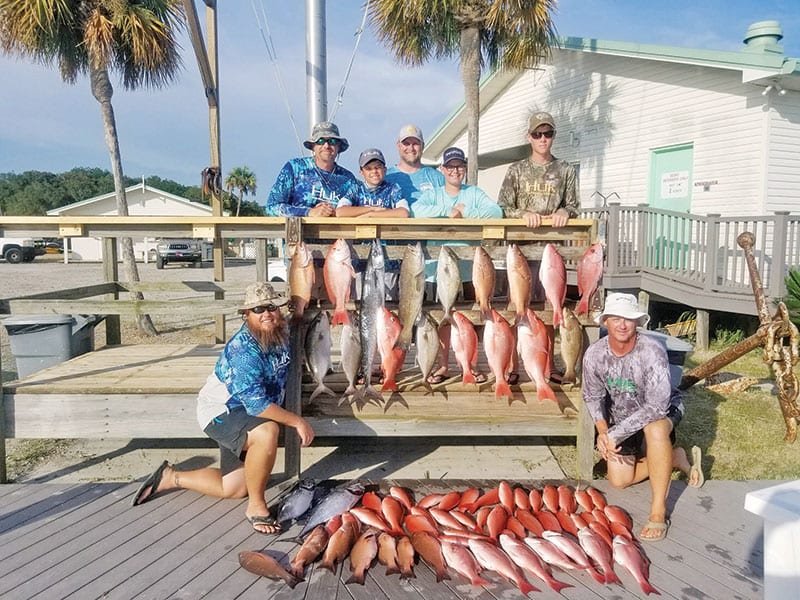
top-left (284, 216), bottom-right (600, 481)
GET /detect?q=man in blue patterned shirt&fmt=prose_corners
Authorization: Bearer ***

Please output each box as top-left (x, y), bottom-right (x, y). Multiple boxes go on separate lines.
top-left (583, 293), bottom-right (704, 542)
top-left (132, 283), bottom-right (314, 535)
top-left (266, 121), bottom-right (359, 217)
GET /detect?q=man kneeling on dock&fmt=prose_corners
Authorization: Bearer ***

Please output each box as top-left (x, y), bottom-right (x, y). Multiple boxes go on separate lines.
top-left (131, 283), bottom-right (315, 534)
top-left (582, 293), bottom-right (705, 542)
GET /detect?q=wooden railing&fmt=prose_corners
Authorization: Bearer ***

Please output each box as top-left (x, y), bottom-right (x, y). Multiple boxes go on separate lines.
top-left (582, 204), bottom-right (800, 315)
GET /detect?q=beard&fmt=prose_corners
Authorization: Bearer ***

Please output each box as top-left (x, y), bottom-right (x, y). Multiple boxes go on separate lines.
top-left (249, 312), bottom-right (289, 350)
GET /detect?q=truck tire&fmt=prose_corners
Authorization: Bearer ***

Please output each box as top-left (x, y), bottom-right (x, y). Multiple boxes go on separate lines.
top-left (4, 247), bottom-right (23, 264)
top-left (156, 255), bottom-right (165, 269)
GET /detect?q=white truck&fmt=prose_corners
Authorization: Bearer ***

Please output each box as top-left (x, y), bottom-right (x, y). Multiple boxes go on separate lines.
top-left (0, 237), bottom-right (41, 263)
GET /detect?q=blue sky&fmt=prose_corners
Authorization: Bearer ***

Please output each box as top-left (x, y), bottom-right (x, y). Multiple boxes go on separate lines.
top-left (1, 1), bottom-right (798, 198)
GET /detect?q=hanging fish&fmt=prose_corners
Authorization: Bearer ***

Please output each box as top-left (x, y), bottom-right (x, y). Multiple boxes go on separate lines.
top-left (304, 311), bottom-right (335, 402)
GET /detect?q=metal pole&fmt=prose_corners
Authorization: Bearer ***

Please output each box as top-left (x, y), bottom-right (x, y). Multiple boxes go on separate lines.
top-left (305, 0), bottom-right (327, 130)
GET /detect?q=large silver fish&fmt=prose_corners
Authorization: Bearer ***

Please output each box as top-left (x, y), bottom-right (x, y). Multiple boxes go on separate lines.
top-left (397, 242), bottom-right (426, 350)
top-left (339, 313), bottom-right (361, 402)
top-left (277, 478), bottom-right (317, 525)
top-left (354, 240), bottom-right (385, 405)
top-left (297, 482), bottom-right (365, 539)
top-left (560, 306), bottom-right (588, 384)
top-left (304, 310), bottom-right (335, 402)
top-left (415, 312), bottom-right (439, 390)
top-left (436, 245), bottom-right (461, 322)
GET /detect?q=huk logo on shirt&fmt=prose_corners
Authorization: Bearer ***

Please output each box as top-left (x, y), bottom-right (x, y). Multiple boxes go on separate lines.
top-left (606, 375), bottom-right (637, 394)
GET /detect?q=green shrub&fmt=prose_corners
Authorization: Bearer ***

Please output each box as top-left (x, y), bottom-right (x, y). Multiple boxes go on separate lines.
top-left (784, 267), bottom-right (800, 327)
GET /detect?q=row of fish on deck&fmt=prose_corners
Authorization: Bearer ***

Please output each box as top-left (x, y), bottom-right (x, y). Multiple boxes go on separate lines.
top-left (293, 237), bottom-right (604, 405)
top-left (239, 480), bottom-right (659, 595)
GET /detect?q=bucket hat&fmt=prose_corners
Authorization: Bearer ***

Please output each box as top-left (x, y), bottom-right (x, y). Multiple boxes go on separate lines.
top-left (596, 292), bottom-right (650, 328)
top-left (303, 121), bottom-right (349, 152)
top-left (239, 282), bottom-right (287, 313)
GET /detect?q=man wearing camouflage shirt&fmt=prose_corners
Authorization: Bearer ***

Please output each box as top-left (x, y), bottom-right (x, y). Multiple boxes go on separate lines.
top-left (582, 293), bottom-right (704, 542)
top-left (497, 111), bottom-right (579, 228)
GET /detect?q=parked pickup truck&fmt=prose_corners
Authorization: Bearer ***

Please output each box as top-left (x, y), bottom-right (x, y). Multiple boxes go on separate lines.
top-left (154, 238), bottom-right (203, 269)
top-left (0, 237), bottom-right (41, 263)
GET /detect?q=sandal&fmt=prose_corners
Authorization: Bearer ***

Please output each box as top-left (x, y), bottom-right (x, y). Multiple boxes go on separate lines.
top-left (688, 445), bottom-right (705, 488)
top-left (427, 367), bottom-right (449, 385)
top-left (471, 370), bottom-right (488, 384)
top-left (131, 460), bottom-right (169, 507)
top-left (640, 519), bottom-right (669, 542)
top-left (248, 515), bottom-right (282, 535)
top-left (549, 371), bottom-right (564, 384)
top-left (506, 372), bottom-right (520, 385)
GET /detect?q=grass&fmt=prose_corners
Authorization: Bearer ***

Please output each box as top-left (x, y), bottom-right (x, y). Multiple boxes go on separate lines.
top-left (551, 341), bottom-right (800, 481)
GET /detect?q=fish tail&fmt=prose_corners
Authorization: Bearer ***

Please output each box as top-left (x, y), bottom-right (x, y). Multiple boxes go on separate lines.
top-left (309, 383), bottom-right (336, 402)
top-left (345, 572), bottom-right (366, 585)
top-left (605, 569), bottom-right (623, 585)
top-left (518, 579), bottom-right (540, 595)
top-left (640, 580), bottom-right (661, 595)
top-left (576, 296), bottom-right (589, 315)
top-left (549, 578), bottom-right (574, 593)
top-left (381, 378), bottom-right (398, 392)
top-left (331, 308), bottom-right (350, 326)
top-left (290, 565), bottom-right (305, 579)
top-left (317, 560), bottom-right (335, 573)
top-left (587, 566), bottom-right (605, 584)
top-left (399, 568), bottom-right (416, 580)
top-left (284, 574), bottom-right (302, 589)
top-left (435, 568), bottom-right (451, 583)
top-left (537, 382), bottom-right (557, 403)
top-left (471, 576), bottom-right (491, 586)
top-left (384, 565), bottom-right (401, 576)
top-left (495, 381), bottom-right (513, 401)
top-left (364, 384), bottom-right (383, 402)
top-left (462, 370), bottom-right (476, 384)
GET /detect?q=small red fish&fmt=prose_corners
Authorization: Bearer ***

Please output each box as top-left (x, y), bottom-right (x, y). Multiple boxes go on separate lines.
top-left (449, 509), bottom-right (481, 533)
top-left (500, 533), bottom-right (573, 593)
top-left (539, 243), bottom-right (567, 327)
top-left (578, 527), bottom-right (621, 584)
top-left (404, 513), bottom-right (439, 535)
top-left (346, 528), bottom-right (379, 585)
top-left (377, 531), bottom-right (401, 576)
top-left (515, 509), bottom-right (545, 537)
top-left (498, 480), bottom-right (515, 514)
top-left (557, 485), bottom-right (576, 514)
top-left (350, 506), bottom-right (391, 533)
top-left (323, 238), bottom-right (355, 326)
top-left (556, 509), bottom-right (579, 536)
top-left (450, 311), bottom-right (480, 384)
top-left (381, 495), bottom-right (406, 535)
top-left (239, 550), bottom-right (302, 588)
top-left (586, 486), bottom-right (607, 509)
top-left (361, 491), bottom-right (382, 513)
top-left (429, 507), bottom-right (467, 531)
top-left (487, 505), bottom-right (509, 540)
top-left (397, 535), bottom-right (416, 579)
top-left (613, 535), bottom-right (660, 595)
top-left (389, 486), bottom-right (413, 511)
top-left (466, 487), bottom-right (500, 514)
top-left (574, 488), bottom-right (594, 512)
top-left (535, 509), bottom-right (563, 533)
top-left (589, 519), bottom-right (614, 549)
top-left (411, 531), bottom-right (450, 583)
top-left (514, 487), bottom-right (531, 511)
top-left (506, 515), bottom-right (527, 539)
top-left (604, 504), bottom-right (633, 530)
top-left (289, 525), bottom-right (329, 578)
top-left (442, 540), bottom-right (490, 586)
top-left (457, 487), bottom-right (480, 510)
top-left (542, 485), bottom-right (559, 512)
top-left (469, 537), bottom-right (539, 595)
top-left (576, 242), bottom-right (604, 316)
top-left (417, 493), bottom-right (444, 509)
top-left (438, 490), bottom-right (462, 511)
top-left (528, 488), bottom-right (543, 512)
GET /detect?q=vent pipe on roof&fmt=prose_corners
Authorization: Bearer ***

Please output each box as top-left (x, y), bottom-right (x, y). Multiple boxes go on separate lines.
top-left (742, 20), bottom-right (784, 54)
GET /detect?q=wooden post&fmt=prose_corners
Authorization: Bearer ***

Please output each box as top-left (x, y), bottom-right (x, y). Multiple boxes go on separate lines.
top-left (0, 337), bottom-right (6, 483)
top-left (576, 399), bottom-right (596, 481)
top-left (102, 238), bottom-right (121, 345)
top-left (706, 214), bottom-right (721, 291)
top-left (255, 238), bottom-right (269, 281)
top-left (696, 309), bottom-right (710, 350)
top-left (605, 203), bottom-right (620, 276)
top-left (770, 212), bottom-right (790, 301)
top-left (282, 217), bottom-right (304, 477)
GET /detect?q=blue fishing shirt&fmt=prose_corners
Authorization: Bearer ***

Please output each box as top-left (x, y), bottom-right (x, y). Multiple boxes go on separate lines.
top-left (266, 156), bottom-right (359, 216)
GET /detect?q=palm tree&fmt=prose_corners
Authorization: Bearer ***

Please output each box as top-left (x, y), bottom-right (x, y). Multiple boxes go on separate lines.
top-left (224, 166), bottom-right (257, 217)
top-left (369, 0), bottom-right (557, 184)
top-left (0, 0), bottom-right (184, 335)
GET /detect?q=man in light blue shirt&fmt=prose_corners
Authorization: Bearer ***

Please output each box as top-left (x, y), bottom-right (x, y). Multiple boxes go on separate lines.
top-left (384, 124), bottom-right (444, 209)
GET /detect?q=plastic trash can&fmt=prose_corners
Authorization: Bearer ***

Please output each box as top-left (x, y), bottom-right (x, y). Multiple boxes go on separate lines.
top-left (3, 314), bottom-right (104, 379)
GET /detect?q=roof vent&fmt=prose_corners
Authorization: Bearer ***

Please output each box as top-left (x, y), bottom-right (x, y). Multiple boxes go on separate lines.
top-left (742, 20), bottom-right (784, 54)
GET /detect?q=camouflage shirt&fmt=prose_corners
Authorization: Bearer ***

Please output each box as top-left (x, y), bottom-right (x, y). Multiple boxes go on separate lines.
top-left (497, 156), bottom-right (579, 218)
top-left (582, 334), bottom-right (677, 445)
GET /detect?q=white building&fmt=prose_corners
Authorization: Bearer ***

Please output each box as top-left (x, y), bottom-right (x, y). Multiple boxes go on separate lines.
top-left (47, 182), bottom-right (219, 261)
top-left (424, 20), bottom-right (800, 217)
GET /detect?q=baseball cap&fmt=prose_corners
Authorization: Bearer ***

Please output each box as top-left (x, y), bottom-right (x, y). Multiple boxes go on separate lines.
top-left (442, 146), bottom-right (467, 166)
top-left (358, 148), bottom-right (386, 168)
top-left (528, 111), bottom-right (556, 132)
top-left (396, 124), bottom-right (424, 144)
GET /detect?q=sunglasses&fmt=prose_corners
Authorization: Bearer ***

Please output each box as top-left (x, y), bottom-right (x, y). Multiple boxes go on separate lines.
top-left (315, 138), bottom-right (340, 146)
top-left (251, 303), bottom-right (280, 314)
top-left (530, 129), bottom-right (555, 139)
top-left (443, 164), bottom-right (466, 172)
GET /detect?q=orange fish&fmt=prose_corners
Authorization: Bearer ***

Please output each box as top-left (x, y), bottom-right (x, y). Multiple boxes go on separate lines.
top-left (542, 485), bottom-right (559, 512)
top-left (500, 533), bottom-right (573, 593)
top-left (469, 537), bottom-right (539, 595)
top-left (381, 495), bottom-right (406, 535)
top-left (450, 311), bottom-right (479, 384)
top-left (483, 310), bottom-right (515, 401)
top-left (586, 486), bottom-right (607, 510)
top-left (528, 488), bottom-right (543, 512)
top-left (361, 491), bottom-right (382, 513)
top-left (467, 486), bottom-right (499, 514)
top-left (588, 519), bottom-right (614, 549)
top-left (472, 245), bottom-right (496, 318)
top-left (323, 238), bottom-right (355, 326)
top-left (389, 485), bottom-right (413, 511)
top-left (381, 346), bottom-right (406, 392)
top-left (506, 515), bottom-right (527, 539)
top-left (289, 524), bottom-right (329, 578)
top-left (350, 507), bottom-right (391, 533)
top-left (449, 509), bottom-right (481, 533)
top-left (498, 480), bottom-right (515, 514)
top-left (238, 550), bottom-right (302, 588)
top-left (506, 243), bottom-right (532, 321)
top-left (517, 308), bottom-right (557, 403)
top-left (571, 512), bottom-right (589, 531)
top-left (576, 242), bottom-right (604, 316)
top-left (613, 535), bottom-right (660, 595)
top-left (604, 505), bottom-right (633, 531)
top-left (324, 514), bottom-right (343, 536)
top-left (535, 509), bottom-right (563, 533)
top-left (377, 532), bottom-right (401, 576)
top-left (610, 520), bottom-right (634, 539)
top-left (592, 507), bottom-right (611, 528)
top-left (438, 490), bottom-right (462, 511)
top-left (318, 518), bottom-right (359, 572)
top-left (556, 509), bottom-right (579, 536)
top-left (417, 493), bottom-right (443, 508)
top-left (539, 243), bottom-right (566, 327)
top-left (404, 513), bottom-right (439, 535)
top-left (429, 507), bottom-right (467, 531)
top-left (376, 307), bottom-right (403, 392)
top-left (346, 528), bottom-right (379, 585)
top-left (514, 487), bottom-right (531, 511)
top-left (557, 485), bottom-right (576, 514)
top-left (515, 509), bottom-right (545, 537)
top-left (475, 506), bottom-right (492, 531)
top-left (288, 240), bottom-right (314, 320)
top-left (487, 505), bottom-right (509, 540)
top-left (396, 535), bottom-right (416, 579)
top-left (411, 531), bottom-right (451, 583)
top-left (458, 487), bottom-right (480, 510)
top-left (574, 488), bottom-right (594, 512)
top-left (578, 527), bottom-right (622, 584)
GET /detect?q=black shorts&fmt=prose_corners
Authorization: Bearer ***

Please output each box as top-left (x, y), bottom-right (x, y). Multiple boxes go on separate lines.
top-left (203, 406), bottom-right (271, 473)
top-left (615, 404), bottom-right (683, 457)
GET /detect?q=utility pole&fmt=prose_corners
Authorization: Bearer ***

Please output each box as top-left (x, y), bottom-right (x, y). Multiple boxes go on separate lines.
top-left (305, 0), bottom-right (327, 130)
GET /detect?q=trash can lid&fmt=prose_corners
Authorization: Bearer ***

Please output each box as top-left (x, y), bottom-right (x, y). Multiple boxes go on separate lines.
top-left (3, 314), bottom-right (73, 326)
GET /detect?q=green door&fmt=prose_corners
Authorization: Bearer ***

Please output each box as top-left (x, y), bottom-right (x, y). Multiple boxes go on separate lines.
top-left (648, 144), bottom-right (693, 268)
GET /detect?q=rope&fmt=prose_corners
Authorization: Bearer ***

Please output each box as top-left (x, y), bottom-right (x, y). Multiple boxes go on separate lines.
top-left (329, 0), bottom-right (371, 121)
top-left (251, 0), bottom-right (304, 153)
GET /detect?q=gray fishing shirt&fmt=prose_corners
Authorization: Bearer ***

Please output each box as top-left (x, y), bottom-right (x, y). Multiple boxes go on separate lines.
top-left (498, 156), bottom-right (579, 218)
top-left (582, 334), bottom-right (675, 445)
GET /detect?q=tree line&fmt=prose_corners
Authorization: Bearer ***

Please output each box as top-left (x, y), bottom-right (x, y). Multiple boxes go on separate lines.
top-left (0, 168), bottom-right (264, 217)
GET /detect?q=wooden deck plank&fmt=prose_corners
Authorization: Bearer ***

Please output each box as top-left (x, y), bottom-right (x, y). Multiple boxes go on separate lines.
top-left (0, 479), bottom-right (767, 600)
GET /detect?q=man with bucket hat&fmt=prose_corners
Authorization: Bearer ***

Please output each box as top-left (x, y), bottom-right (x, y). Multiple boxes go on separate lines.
top-left (582, 293), bottom-right (705, 542)
top-left (266, 120), bottom-right (359, 217)
top-left (131, 283), bottom-right (315, 535)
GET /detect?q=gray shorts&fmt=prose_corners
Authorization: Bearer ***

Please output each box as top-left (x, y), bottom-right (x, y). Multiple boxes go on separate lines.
top-left (616, 404), bottom-right (683, 457)
top-left (203, 406), bottom-right (270, 473)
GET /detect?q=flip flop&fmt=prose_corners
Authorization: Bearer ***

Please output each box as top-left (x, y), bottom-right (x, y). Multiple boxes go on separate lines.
top-left (131, 460), bottom-right (169, 507)
top-left (248, 515), bottom-right (282, 534)
top-left (427, 368), bottom-right (449, 385)
top-left (640, 519), bottom-right (669, 542)
top-left (689, 445), bottom-right (705, 488)
top-left (471, 370), bottom-right (488, 384)
top-left (506, 372), bottom-right (520, 385)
